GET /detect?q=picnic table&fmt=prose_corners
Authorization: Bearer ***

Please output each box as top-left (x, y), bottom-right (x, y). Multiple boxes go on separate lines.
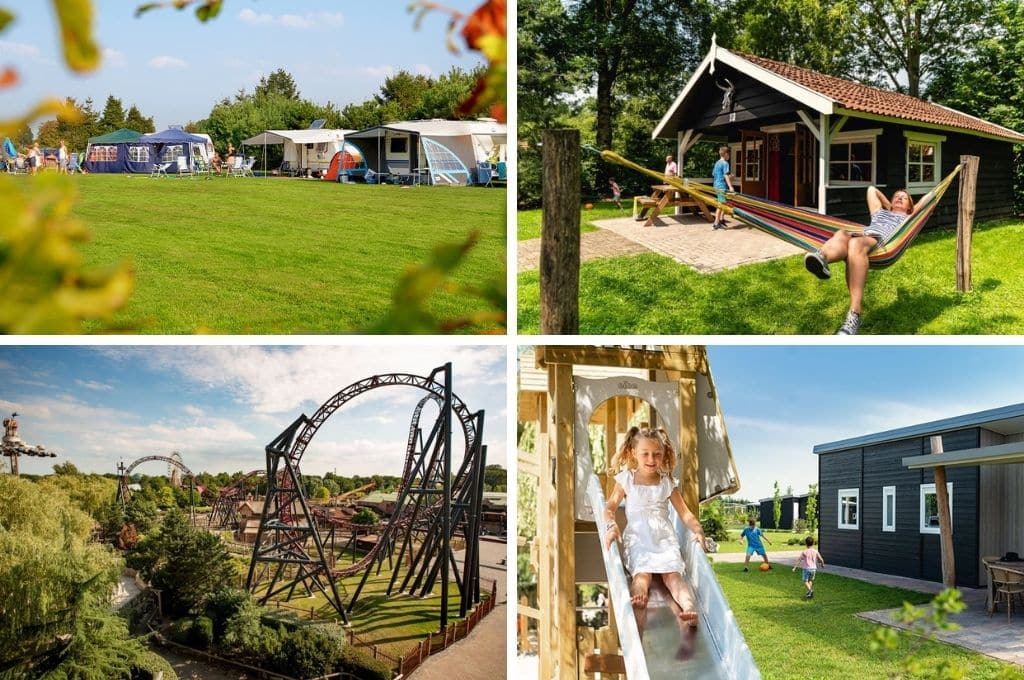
top-left (983, 558), bottom-right (1024, 614)
top-left (633, 184), bottom-right (713, 227)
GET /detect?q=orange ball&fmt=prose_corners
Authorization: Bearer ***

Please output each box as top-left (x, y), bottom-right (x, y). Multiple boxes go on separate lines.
top-left (584, 203), bottom-right (594, 209)
top-left (759, 562), bottom-right (771, 571)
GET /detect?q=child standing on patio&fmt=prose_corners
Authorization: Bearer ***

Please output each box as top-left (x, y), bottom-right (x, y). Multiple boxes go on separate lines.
top-left (739, 517), bottom-right (772, 571)
top-left (712, 146), bottom-right (734, 230)
top-left (603, 426), bottom-right (707, 637)
top-left (609, 177), bottom-right (624, 210)
top-left (793, 536), bottom-right (825, 599)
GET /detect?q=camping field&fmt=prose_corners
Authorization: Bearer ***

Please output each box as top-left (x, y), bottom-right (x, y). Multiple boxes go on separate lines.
top-left (63, 175), bottom-right (504, 333)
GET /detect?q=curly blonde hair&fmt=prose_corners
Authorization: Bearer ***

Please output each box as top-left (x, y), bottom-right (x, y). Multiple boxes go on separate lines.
top-left (610, 426), bottom-right (676, 475)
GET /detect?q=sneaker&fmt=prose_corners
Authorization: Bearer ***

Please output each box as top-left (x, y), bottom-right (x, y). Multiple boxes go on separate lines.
top-left (804, 250), bottom-right (831, 279)
top-left (836, 310), bottom-right (862, 336)
top-left (805, 590), bottom-right (813, 599)
top-left (743, 567), bottom-right (748, 572)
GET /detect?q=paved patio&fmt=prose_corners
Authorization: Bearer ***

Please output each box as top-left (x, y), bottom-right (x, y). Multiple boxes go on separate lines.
top-left (714, 550), bottom-right (1023, 667)
top-left (517, 213), bottom-right (803, 273)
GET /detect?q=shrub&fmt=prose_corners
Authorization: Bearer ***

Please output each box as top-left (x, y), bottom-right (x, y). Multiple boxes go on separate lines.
top-left (793, 518), bottom-right (808, 534)
top-left (168, 618), bottom-right (193, 645)
top-left (205, 588), bottom-right (251, 640)
top-left (190, 616), bottom-right (214, 649)
top-left (272, 626), bottom-right (343, 678)
top-left (351, 507), bottom-right (380, 525)
top-left (221, 599), bottom-right (272, 659)
top-left (700, 516), bottom-right (730, 543)
top-left (130, 649), bottom-right (179, 680)
top-left (338, 644), bottom-right (393, 680)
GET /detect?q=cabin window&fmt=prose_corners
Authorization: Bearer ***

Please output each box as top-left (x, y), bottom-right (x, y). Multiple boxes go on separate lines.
top-left (838, 488), bottom-right (859, 530)
top-left (128, 146), bottom-right (149, 163)
top-left (390, 137), bottom-right (408, 154)
top-left (743, 142), bottom-right (761, 182)
top-left (904, 131), bottom-right (945, 191)
top-left (919, 482), bottom-right (953, 534)
top-left (160, 145), bottom-right (184, 163)
top-left (882, 486), bottom-right (896, 532)
top-left (829, 130), bottom-right (879, 185)
top-left (87, 145), bottom-right (117, 162)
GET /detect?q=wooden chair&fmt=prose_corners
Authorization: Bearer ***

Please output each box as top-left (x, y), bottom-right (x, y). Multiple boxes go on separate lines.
top-left (989, 566), bottom-right (1024, 622)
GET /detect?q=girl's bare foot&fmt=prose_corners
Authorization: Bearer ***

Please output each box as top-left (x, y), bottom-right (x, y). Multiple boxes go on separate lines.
top-left (676, 609), bottom-right (699, 627)
top-left (630, 575), bottom-right (651, 608)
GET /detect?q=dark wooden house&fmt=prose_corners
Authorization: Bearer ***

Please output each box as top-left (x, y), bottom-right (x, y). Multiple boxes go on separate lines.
top-left (757, 493), bottom-right (810, 530)
top-left (814, 404), bottom-right (1024, 588)
top-left (656, 40), bottom-right (1024, 227)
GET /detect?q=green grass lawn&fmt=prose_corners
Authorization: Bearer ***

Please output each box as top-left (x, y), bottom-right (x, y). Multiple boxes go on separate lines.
top-left (253, 555), bottom-right (477, 658)
top-left (66, 175), bottom-right (504, 333)
top-left (715, 562), bottom-right (1024, 679)
top-left (517, 202), bottom-right (618, 240)
top-left (518, 218), bottom-right (1024, 334)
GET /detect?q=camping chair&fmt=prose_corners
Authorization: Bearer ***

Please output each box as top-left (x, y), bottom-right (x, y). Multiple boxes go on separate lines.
top-left (989, 566), bottom-right (1024, 622)
top-left (477, 162), bottom-right (495, 187)
top-left (228, 156), bottom-right (244, 177)
top-left (242, 156), bottom-right (256, 178)
top-left (151, 159), bottom-right (173, 178)
top-left (174, 155), bottom-right (193, 178)
top-left (193, 156), bottom-right (213, 179)
top-left (496, 161), bottom-right (507, 184)
top-left (67, 153), bottom-right (82, 174)
top-left (13, 157), bottom-right (28, 175)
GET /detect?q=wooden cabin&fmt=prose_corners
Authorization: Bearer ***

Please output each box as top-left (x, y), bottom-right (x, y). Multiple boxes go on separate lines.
top-left (657, 40), bottom-right (1024, 227)
top-left (815, 403), bottom-right (1024, 588)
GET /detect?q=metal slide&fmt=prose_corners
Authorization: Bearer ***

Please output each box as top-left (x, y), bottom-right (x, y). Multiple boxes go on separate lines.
top-left (586, 475), bottom-right (761, 680)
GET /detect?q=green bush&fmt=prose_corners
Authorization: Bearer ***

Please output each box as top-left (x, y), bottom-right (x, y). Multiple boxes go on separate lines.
top-left (130, 650), bottom-right (179, 680)
top-left (351, 507), bottom-right (379, 525)
top-left (700, 516), bottom-right (730, 543)
top-left (272, 626), bottom-right (343, 678)
top-left (337, 644), bottom-right (393, 680)
top-left (205, 588), bottom-right (251, 640)
top-left (168, 618), bottom-right (193, 645)
top-left (189, 616), bottom-right (214, 649)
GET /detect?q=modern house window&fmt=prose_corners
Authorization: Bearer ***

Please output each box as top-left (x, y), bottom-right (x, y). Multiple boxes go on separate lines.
top-left (128, 146), bottom-right (149, 163)
top-left (829, 130), bottom-right (880, 185)
top-left (920, 483), bottom-right (953, 534)
top-left (882, 486), bottom-right (896, 532)
top-left (904, 131), bottom-right (945, 191)
top-left (838, 488), bottom-right (859, 529)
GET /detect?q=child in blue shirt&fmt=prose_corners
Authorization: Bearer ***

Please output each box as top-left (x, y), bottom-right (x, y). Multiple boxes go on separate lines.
top-left (712, 146), bottom-right (734, 230)
top-left (738, 518), bottom-right (772, 571)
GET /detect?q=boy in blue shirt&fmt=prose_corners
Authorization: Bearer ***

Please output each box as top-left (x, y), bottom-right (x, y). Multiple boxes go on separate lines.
top-left (738, 518), bottom-right (772, 571)
top-left (712, 146), bottom-right (734, 230)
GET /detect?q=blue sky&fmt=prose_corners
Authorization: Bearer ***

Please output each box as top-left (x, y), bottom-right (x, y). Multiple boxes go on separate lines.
top-left (1, 1), bottom-right (487, 130)
top-left (0, 345), bottom-right (506, 478)
top-left (707, 345), bottom-right (1024, 501)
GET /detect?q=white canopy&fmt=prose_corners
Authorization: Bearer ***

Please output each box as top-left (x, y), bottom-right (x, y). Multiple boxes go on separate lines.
top-left (241, 129), bottom-right (353, 146)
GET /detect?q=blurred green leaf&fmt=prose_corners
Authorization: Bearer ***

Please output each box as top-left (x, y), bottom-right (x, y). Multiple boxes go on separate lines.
top-left (51, 0), bottom-right (100, 72)
top-left (195, 0), bottom-right (223, 21)
top-left (0, 8), bottom-right (15, 33)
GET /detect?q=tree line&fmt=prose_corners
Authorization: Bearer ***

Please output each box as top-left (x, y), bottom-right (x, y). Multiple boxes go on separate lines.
top-left (518, 0), bottom-right (1023, 209)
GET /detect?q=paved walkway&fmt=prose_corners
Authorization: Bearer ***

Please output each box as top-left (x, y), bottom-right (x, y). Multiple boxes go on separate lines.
top-left (517, 213), bottom-right (802, 274)
top-left (715, 550), bottom-right (1022, 667)
top-left (517, 229), bottom-right (648, 272)
top-left (414, 538), bottom-right (507, 680)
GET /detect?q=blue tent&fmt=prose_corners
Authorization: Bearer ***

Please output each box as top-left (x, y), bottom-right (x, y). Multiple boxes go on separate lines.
top-left (141, 129), bottom-right (208, 172)
top-left (84, 129), bottom-right (152, 173)
top-left (3, 137), bottom-right (16, 158)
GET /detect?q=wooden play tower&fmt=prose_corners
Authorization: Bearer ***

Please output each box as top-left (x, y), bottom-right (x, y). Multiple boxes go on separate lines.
top-left (518, 346), bottom-right (742, 680)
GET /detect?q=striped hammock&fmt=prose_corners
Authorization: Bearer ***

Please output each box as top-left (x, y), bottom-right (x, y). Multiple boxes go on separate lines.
top-left (602, 151), bottom-right (962, 269)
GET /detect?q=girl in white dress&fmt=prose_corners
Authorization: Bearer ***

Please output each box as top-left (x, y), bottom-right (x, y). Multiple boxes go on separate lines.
top-left (603, 426), bottom-right (707, 630)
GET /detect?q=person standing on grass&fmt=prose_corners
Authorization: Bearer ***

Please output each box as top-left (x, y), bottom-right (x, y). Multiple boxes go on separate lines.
top-left (792, 536), bottom-right (825, 599)
top-left (712, 146), bottom-right (734, 230)
top-left (609, 177), bottom-right (624, 210)
top-left (738, 517), bottom-right (771, 571)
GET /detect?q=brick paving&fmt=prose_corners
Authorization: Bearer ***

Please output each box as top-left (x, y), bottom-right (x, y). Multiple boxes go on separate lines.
top-left (517, 213), bottom-right (803, 273)
top-left (717, 551), bottom-right (1023, 667)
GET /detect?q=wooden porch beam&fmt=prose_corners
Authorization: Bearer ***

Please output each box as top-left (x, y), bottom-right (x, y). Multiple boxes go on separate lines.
top-left (829, 115), bottom-right (849, 138)
top-left (796, 110), bottom-right (821, 142)
top-left (930, 435), bottom-right (957, 587)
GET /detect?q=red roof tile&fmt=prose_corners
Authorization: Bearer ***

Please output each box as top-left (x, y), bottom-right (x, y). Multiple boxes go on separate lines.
top-left (735, 51), bottom-right (1024, 142)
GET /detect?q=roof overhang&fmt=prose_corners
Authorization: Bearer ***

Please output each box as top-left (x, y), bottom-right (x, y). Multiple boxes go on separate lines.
top-left (903, 441), bottom-right (1024, 469)
top-left (653, 46), bottom-right (835, 140)
top-left (815, 403), bottom-right (1024, 454)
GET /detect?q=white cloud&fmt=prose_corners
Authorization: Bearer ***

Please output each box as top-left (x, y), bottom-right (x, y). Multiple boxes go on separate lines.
top-left (75, 379), bottom-right (114, 391)
top-left (183, 404), bottom-right (204, 417)
top-left (414, 64), bottom-right (433, 76)
top-left (359, 65), bottom-right (396, 79)
top-left (149, 55), bottom-right (186, 69)
top-left (0, 40), bottom-right (41, 60)
top-left (239, 9), bottom-right (343, 30)
top-left (103, 47), bottom-right (126, 67)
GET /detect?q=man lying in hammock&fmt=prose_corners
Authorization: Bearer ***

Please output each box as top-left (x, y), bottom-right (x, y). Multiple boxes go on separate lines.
top-left (804, 186), bottom-right (922, 335)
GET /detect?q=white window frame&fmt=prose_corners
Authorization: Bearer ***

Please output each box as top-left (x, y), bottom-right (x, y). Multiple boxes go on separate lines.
top-left (828, 129), bottom-right (880, 187)
top-left (919, 482), bottom-right (953, 534)
top-left (160, 144), bottom-right (184, 163)
top-left (903, 130), bottom-right (945, 192)
top-left (882, 486), bottom-right (896, 532)
top-left (128, 145), bottom-right (149, 163)
top-left (838, 488), bottom-right (859, 530)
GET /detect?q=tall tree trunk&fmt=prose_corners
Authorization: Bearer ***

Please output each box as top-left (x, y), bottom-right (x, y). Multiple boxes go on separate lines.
top-left (907, 8), bottom-right (922, 97)
top-left (595, 62), bottom-right (615, 189)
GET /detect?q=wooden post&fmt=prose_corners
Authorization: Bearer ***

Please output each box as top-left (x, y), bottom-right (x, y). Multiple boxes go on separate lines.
top-left (549, 360), bottom-right (577, 680)
top-left (540, 129), bottom-right (581, 334)
top-left (956, 155), bottom-right (978, 293)
top-left (930, 435), bottom-right (956, 587)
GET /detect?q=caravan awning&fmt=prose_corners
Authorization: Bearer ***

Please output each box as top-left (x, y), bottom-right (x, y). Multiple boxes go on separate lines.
top-left (240, 129), bottom-right (353, 146)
